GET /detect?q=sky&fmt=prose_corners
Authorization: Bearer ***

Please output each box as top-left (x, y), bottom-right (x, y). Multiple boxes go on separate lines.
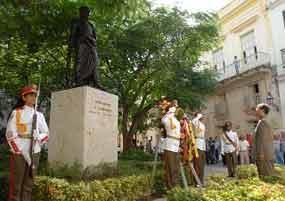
top-left (152, 0), bottom-right (233, 12)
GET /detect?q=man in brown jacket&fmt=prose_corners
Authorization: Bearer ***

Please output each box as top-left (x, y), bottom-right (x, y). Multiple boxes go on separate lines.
top-left (254, 103), bottom-right (275, 177)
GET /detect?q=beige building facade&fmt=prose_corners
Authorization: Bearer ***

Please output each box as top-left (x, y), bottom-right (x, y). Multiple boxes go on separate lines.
top-left (268, 0), bottom-right (285, 130)
top-left (204, 0), bottom-right (284, 137)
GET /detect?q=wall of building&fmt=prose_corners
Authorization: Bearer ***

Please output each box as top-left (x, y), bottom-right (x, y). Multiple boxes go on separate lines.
top-left (203, 0), bottom-right (284, 137)
top-left (218, 0), bottom-right (272, 66)
top-left (268, 0), bottom-right (285, 127)
top-left (268, 0), bottom-right (285, 66)
top-left (205, 69), bottom-right (282, 137)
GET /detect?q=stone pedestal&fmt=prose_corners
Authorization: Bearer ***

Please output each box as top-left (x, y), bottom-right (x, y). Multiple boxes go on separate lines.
top-left (48, 87), bottom-right (118, 168)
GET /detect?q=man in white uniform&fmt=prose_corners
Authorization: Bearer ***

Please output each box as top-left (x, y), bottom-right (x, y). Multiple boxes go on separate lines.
top-left (221, 121), bottom-right (239, 177)
top-left (192, 113), bottom-right (206, 185)
top-left (161, 103), bottom-right (181, 189)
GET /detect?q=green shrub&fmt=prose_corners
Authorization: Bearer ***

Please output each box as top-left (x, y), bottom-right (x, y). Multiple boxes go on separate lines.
top-left (118, 160), bottom-right (162, 177)
top-left (0, 173), bottom-right (9, 201)
top-left (44, 162), bottom-right (83, 182)
top-left (0, 144), bottom-right (11, 201)
top-left (167, 188), bottom-right (206, 201)
top-left (82, 162), bottom-right (119, 181)
top-left (261, 165), bottom-right (285, 185)
top-left (167, 166), bottom-right (285, 201)
top-left (236, 164), bottom-right (258, 179)
top-left (0, 144), bottom-right (11, 172)
top-left (152, 171), bottom-right (167, 195)
top-left (119, 149), bottom-right (155, 161)
top-left (44, 160), bottom-right (156, 182)
top-left (2, 167), bottom-right (151, 201)
top-left (168, 178), bottom-right (285, 201)
top-left (32, 174), bottom-right (151, 201)
top-left (43, 161), bottom-right (121, 182)
top-left (236, 164), bottom-right (285, 185)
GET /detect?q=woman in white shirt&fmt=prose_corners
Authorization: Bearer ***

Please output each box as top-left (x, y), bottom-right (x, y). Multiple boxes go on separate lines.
top-left (6, 85), bottom-right (49, 201)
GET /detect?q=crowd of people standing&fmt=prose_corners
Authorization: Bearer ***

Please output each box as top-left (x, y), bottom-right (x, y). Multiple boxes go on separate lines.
top-left (273, 132), bottom-right (285, 165)
top-left (205, 133), bottom-right (251, 166)
top-left (205, 131), bottom-right (285, 167)
top-left (159, 99), bottom-right (277, 189)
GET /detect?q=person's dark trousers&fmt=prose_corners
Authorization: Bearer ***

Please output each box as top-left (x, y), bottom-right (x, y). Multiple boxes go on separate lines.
top-left (222, 154), bottom-right (226, 166)
top-left (164, 150), bottom-right (180, 189)
top-left (256, 160), bottom-right (275, 177)
top-left (225, 152), bottom-right (237, 177)
top-left (194, 149), bottom-right (206, 185)
top-left (237, 153), bottom-right (241, 165)
top-left (215, 149), bottom-right (219, 163)
top-left (206, 151), bottom-right (210, 164)
top-left (8, 153), bottom-right (40, 201)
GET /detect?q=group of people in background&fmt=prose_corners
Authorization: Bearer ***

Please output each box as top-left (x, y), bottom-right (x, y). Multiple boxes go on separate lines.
top-left (206, 133), bottom-right (252, 166)
top-left (273, 131), bottom-right (285, 165)
top-left (205, 126), bottom-right (285, 169)
top-left (158, 98), bottom-right (277, 189)
top-left (208, 103), bottom-right (275, 177)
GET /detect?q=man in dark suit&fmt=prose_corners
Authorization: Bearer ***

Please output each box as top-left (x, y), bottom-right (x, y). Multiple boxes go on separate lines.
top-left (254, 103), bottom-right (275, 177)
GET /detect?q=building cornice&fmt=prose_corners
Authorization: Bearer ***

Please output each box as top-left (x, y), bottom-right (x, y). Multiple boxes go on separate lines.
top-left (219, 0), bottom-right (258, 24)
top-left (267, 0), bottom-right (285, 10)
top-left (231, 14), bottom-right (258, 33)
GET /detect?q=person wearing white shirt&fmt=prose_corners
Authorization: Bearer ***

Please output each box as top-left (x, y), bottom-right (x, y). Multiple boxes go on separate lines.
top-left (221, 121), bottom-right (239, 177)
top-left (161, 103), bottom-right (181, 189)
top-left (239, 135), bottom-right (250, 165)
top-left (192, 113), bottom-right (206, 185)
top-left (6, 85), bottom-right (49, 201)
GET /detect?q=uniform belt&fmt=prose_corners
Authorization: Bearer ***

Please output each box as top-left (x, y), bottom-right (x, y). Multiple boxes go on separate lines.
top-left (167, 135), bottom-right (180, 140)
top-left (18, 134), bottom-right (32, 139)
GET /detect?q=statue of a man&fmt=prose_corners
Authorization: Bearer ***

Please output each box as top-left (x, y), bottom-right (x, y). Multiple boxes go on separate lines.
top-left (69, 6), bottom-right (103, 89)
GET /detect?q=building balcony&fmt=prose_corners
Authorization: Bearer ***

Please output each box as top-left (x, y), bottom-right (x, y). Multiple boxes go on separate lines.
top-left (216, 52), bottom-right (271, 81)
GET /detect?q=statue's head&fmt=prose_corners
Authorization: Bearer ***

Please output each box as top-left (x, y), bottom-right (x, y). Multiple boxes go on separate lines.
top-left (79, 6), bottom-right (90, 20)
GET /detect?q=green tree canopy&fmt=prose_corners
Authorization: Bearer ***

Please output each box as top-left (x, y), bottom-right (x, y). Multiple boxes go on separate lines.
top-left (99, 8), bottom-right (219, 149)
top-left (0, 0), bottom-right (219, 150)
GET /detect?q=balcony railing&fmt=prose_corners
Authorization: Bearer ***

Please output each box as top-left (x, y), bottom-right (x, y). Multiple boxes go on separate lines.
top-left (276, 63), bottom-right (285, 76)
top-left (216, 52), bottom-right (271, 81)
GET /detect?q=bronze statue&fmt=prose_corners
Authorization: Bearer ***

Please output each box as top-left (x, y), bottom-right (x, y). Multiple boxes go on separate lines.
top-left (69, 6), bottom-right (103, 89)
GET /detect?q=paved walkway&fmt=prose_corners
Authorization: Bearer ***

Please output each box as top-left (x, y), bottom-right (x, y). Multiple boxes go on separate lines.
top-left (153, 163), bottom-right (227, 201)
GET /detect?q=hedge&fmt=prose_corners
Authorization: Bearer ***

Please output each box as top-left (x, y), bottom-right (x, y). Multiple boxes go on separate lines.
top-left (0, 173), bottom-right (9, 201)
top-left (167, 165), bottom-right (285, 201)
top-left (119, 149), bottom-right (155, 161)
top-left (1, 174), bottom-right (151, 201)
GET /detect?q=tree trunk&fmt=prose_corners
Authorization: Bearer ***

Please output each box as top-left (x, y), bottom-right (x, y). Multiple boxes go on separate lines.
top-left (122, 106), bottom-right (133, 152)
top-left (123, 133), bottom-right (133, 152)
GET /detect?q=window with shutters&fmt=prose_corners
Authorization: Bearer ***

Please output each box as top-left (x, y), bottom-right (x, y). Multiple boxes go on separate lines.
top-left (281, 49), bottom-right (285, 65)
top-left (213, 48), bottom-right (225, 72)
top-left (283, 11), bottom-right (285, 28)
top-left (241, 31), bottom-right (256, 64)
top-left (253, 83), bottom-right (261, 105)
